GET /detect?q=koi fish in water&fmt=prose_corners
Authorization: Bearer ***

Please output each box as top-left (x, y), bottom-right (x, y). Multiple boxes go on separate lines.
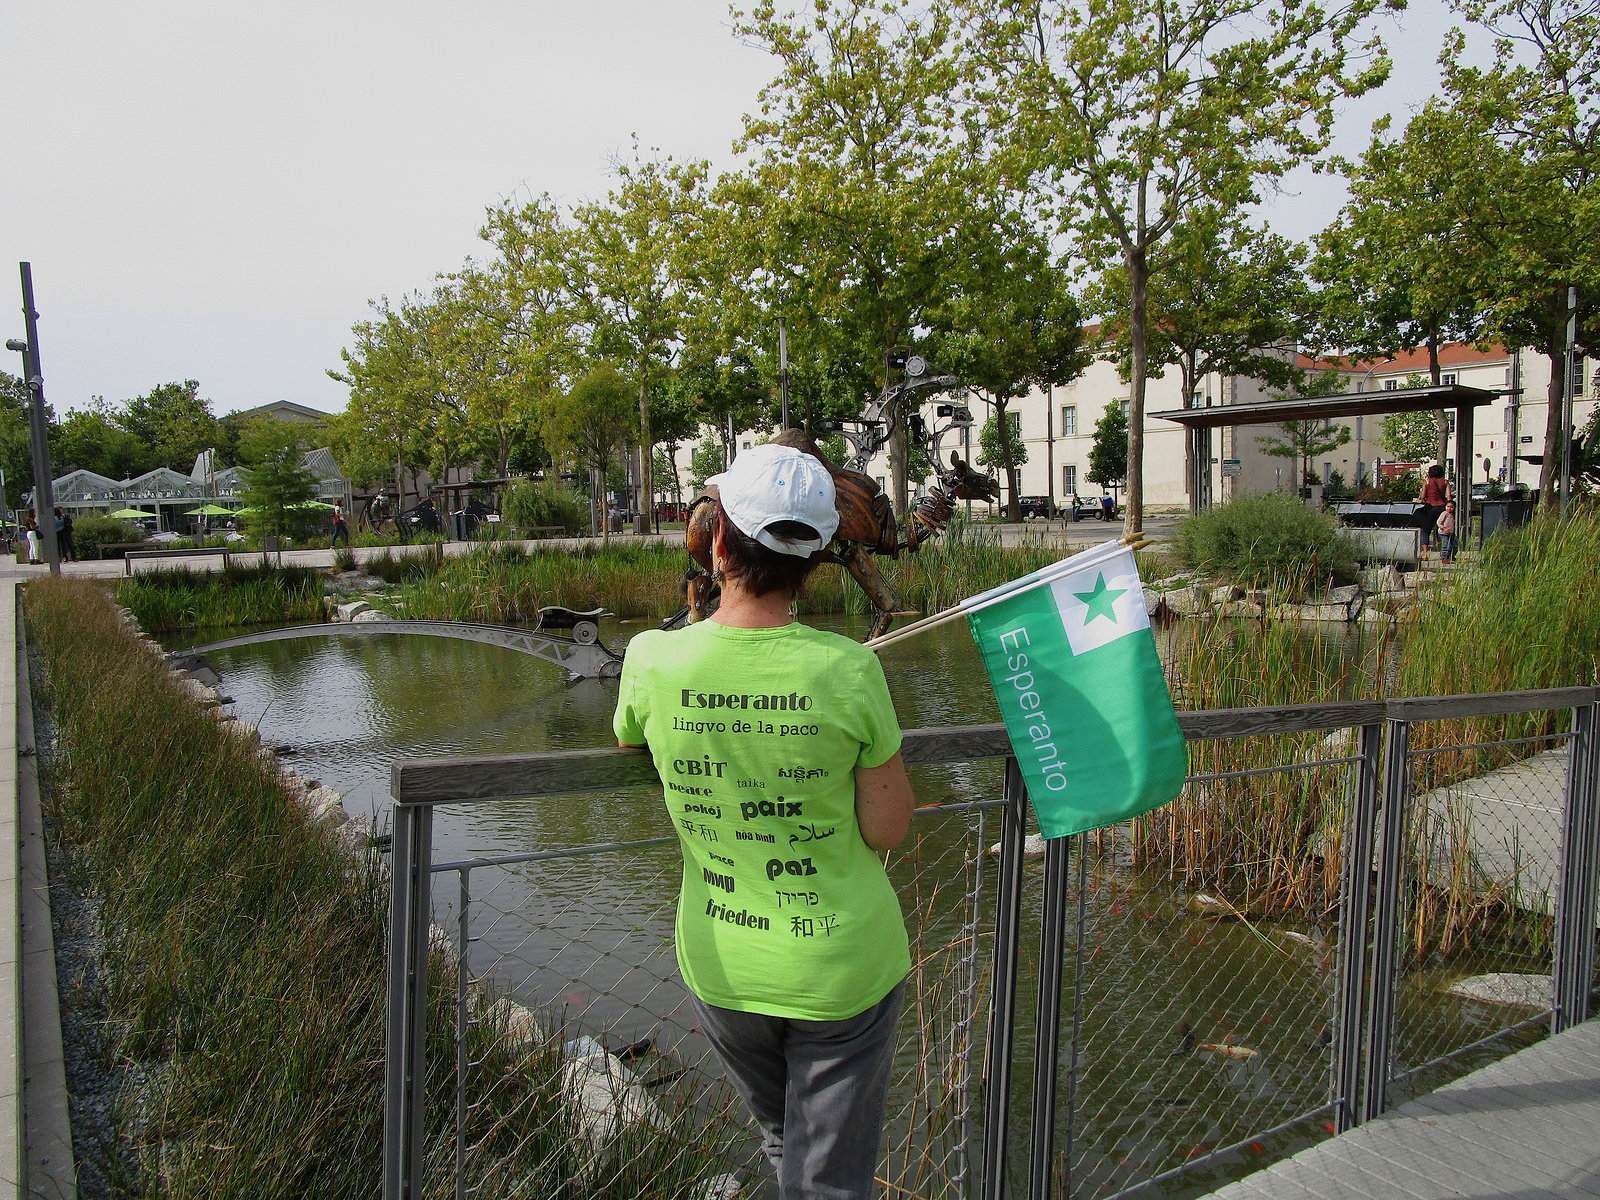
top-left (1199, 1043), bottom-right (1259, 1060)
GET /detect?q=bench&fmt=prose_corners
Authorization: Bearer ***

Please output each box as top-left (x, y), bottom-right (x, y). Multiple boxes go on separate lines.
top-left (123, 545), bottom-right (233, 576)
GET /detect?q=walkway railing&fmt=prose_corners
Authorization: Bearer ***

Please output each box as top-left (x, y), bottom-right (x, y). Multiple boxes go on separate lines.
top-left (382, 687), bottom-right (1600, 1200)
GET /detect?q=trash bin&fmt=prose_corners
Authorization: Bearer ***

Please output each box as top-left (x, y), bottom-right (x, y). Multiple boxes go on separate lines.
top-left (450, 511), bottom-right (469, 541)
top-left (1480, 497), bottom-right (1535, 543)
top-left (634, 514), bottom-right (649, 535)
top-left (608, 512), bottom-right (625, 534)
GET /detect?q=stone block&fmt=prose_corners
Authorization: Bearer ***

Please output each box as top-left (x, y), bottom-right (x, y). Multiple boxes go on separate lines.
top-left (350, 609), bottom-right (389, 624)
top-left (335, 600), bottom-right (371, 622)
top-left (1164, 585), bottom-right (1211, 617)
top-left (1210, 583), bottom-right (1243, 604)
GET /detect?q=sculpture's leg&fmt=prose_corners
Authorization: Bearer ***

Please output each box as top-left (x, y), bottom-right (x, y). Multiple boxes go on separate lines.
top-left (840, 543), bottom-right (900, 642)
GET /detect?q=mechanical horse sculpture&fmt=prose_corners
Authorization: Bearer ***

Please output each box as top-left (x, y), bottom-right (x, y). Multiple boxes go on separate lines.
top-left (672, 357), bottom-right (1001, 640)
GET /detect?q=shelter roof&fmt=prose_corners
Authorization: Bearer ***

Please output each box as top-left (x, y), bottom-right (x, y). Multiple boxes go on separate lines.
top-left (1151, 384), bottom-right (1499, 430)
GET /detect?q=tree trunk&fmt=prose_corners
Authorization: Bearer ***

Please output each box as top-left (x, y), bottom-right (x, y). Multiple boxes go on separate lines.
top-left (1429, 323), bottom-right (1448, 465)
top-left (1123, 245), bottom-right (1149, 537)
top-left (638, 379), bottom-right (653, 533)
top-left (1181, 349), bottom-right (1198, 505)
top-left (997, 398), bottom-right (1020, 521)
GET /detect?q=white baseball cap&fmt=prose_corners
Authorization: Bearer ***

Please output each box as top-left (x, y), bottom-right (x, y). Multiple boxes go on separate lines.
top-left (707, 443), bottom-right (840, 557)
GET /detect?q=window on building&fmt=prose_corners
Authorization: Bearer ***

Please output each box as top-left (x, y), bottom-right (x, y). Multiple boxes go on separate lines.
top-left (1063, 465), bottom-right (1077, 494)
top-left (1574, 360), bottom-right (1586, 396)
top-left (1441, 373), bottom-right (1457, 386)
top-left (1383, 379), bottom-right (1399, 391)
top-left (1447, 413), bottom-right (1456, 434)
top-left (1060, 405), bottom-right (1077, 437)
top-left (1120, 399), bottom-right (1130, 420)
top-left (1007, 411), bottom-right (1021, 436)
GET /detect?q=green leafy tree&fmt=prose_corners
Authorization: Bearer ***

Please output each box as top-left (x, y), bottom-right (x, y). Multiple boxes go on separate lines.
top-left (727, 1), bottom-right (970, 519)
top-left (1380, 410), bottom-right (1442, 463)
top-left (1435, 0), bottom-right (1600, 506)
top-left (0, 373), bottom-right (35, 508)
top-left (688, 438), bottom-right (726, 492)
top-left (55, 403), bottom-right (150, 480)
top-left (539, 364), bottom-right (637, 544)
top-left (331, 298), bottom-right (433, 510)
top-left (926, 212), bottom-right (1087, 518)
top-left (570, 151), bottom-right (709, 534)
top-left (118, 380), bottom-right (220, 471)
top-left (976, 413), bottom-right (1028, 511)
top-left (1256, 422), bottom-right (1354, 495)
top-left (1087, 402), bottom-right (1128, 489)
top-left (1313, 102), bottom-right (1493, 462)
top-left (961, 0), bottom-right (1392, 535)
top-left (239, 419), bottom-right (318, 544)
top-left (1088, 213), bottom-right (1311, 500)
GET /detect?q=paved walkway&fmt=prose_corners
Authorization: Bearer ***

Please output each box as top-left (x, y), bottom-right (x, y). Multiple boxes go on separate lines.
top-left (1206, 1018), bottom-right (1600, 1199)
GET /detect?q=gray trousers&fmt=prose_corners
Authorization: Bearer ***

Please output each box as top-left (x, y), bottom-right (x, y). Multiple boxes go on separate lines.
top-left (691, 979), bottom-right (906, 1200)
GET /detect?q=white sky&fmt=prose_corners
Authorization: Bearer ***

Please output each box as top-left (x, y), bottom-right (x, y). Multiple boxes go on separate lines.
top-left (1, 0), bottom-right (1466, 418)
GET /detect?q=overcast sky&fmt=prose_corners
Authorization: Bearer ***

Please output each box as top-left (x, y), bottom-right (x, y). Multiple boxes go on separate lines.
top-left (2, 0), bottom-right (1465, 418)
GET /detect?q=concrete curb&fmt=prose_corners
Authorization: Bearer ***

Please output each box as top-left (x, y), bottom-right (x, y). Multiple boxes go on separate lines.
top-left (1, 582), bottom-right (18, 1199)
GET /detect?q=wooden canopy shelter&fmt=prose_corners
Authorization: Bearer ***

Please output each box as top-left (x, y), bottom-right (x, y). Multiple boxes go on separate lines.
top-left (1150, 384), bottom-right (1500, 512)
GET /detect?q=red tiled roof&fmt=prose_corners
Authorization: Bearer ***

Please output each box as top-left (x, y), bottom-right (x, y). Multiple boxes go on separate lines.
top-left (1297, 343), bottom-right (1510, 373)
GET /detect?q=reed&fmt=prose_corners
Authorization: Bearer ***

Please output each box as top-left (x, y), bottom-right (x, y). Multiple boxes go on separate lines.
top-left (24, 577), bottom-right (739, 1198)
top-left (115, 562), bottom-right (325, 632)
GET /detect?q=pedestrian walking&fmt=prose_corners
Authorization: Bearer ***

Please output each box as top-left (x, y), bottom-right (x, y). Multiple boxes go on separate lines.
top-left (330, 504), bottom-right (350, 549)
top-left (24, 512), bottom-right (40, 565)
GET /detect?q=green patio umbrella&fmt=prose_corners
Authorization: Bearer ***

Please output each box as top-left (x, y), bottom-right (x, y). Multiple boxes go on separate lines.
top-left (109, 508), bottom-right (150, 520)
top-left (184, 504), bottom-right (234, 516)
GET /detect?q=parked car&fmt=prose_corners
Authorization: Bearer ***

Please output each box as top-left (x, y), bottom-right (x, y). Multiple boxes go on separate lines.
top-left (1017, 495), bottom-right (1058, 519)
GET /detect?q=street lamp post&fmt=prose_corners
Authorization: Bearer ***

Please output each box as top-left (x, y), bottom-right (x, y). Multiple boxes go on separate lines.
top-left (8, 263), bottom-right (60, 573)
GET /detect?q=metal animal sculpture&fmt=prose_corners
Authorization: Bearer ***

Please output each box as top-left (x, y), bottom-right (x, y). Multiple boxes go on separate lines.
top-left (673, 362), bottom-right (1000, 640)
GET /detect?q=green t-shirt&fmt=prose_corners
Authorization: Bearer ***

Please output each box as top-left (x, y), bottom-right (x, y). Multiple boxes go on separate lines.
top-left (613, 619), bottom-right (910, 1020)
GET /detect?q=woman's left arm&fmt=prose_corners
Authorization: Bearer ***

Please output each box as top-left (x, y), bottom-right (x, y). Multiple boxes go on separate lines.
top-left (855, 751), bottom-right (914, 852)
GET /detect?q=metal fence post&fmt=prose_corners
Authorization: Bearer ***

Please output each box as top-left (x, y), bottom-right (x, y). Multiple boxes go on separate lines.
top-left (1333, 721), bottom-right (1382, 1130)
top-left (1553, 696), bottom-right (1600, 1032)
top-left (1362, 714), bottom-right (1410, 1123)
top-left (383, 799), bottom-right (434, 1200)
top-left (1028, 834), bottom-right (1071, 1200)
top-left (981, 758), bottom-right (1028, 1200)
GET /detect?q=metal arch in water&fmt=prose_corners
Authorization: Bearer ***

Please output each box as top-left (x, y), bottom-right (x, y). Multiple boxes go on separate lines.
top-left (169, 619), bottom-right (624, 680)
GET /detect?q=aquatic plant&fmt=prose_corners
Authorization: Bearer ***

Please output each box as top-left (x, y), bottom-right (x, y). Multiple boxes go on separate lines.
top-left (1172, 493), bottom-right (1358, 589)
top-left (115, 562), bottom-right (325, 632)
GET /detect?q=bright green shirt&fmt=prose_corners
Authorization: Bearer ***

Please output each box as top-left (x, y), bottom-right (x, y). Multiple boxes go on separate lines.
top-left (613, 620), bottom-right (910, 1020)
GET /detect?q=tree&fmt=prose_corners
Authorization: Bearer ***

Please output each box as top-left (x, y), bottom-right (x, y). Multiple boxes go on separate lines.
top-left (570, 151), bottom-right (708, 534)
top-left (1256, 422), bottom-right (1353, 494)
top-left (1088, 213), bottom-right (1310, 499)
top-left (54, 404), bottom-right (150, 480)
top-left (926, 211), bottom-right (1087, 518)
top-left (1087, 402), bottom-right (1128, 490)
top-left (727, 0), bottom-right (971, 520)
top-left (539, 364), bottom-right (637, 544)
top-left (239, 419), bottom-right (318, 545)
top-left (1255, 369), bottom-right (1353, 492)
top-left (0, 373), bottom-right (35, 508)
top-left (977, 413), bottom-right (1028, 510)
top-left (1313, 102), bottom-right (1493, 462)
top-left (688, 438), bottom-right (726, 492)
top-left (331, 297), bottom-right (434, 511)
top-left (960, 0), bottom-right (1392, 536)
top-left (1435, 0), bottom-right (1600, 507)
top-left (119, 380), bottom-right (220, 471)
top-left (1379, 410), bottom-right (1441, 463)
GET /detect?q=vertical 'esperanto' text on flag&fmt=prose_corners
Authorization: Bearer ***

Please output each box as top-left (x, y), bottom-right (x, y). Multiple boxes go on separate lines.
top-left (964, 543), bottom-right (1187, 839)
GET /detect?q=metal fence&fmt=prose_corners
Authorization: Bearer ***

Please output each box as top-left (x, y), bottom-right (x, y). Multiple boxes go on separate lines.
top-left (384, 688), bottom-right (1600, 1200)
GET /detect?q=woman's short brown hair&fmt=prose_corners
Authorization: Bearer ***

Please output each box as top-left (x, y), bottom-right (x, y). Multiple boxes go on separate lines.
top-left (716, 505), bottom-right (825, 598)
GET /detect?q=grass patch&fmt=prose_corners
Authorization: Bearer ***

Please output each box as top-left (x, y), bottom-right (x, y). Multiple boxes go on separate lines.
top-left (25, 577), bottom-right (742, 1198)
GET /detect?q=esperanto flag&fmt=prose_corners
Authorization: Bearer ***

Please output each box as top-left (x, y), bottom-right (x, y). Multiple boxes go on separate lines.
top-left (964, 541), bottom-right (1187, 839)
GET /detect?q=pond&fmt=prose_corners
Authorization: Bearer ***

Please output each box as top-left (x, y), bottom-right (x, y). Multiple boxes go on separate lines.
top-left (179, 614), bottom-right (1541, 1199)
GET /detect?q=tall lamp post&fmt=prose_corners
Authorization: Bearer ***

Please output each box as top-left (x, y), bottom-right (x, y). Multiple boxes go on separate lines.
top-left (7, 263), bottom-right (60, 573)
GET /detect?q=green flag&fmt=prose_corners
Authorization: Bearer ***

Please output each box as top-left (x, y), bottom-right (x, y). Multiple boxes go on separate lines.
top-left (965, 542), bottom-right (1187, 839)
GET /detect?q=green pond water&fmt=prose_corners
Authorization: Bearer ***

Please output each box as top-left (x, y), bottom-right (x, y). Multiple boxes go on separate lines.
top-left (184, 615), bottom-right (1546, 1199)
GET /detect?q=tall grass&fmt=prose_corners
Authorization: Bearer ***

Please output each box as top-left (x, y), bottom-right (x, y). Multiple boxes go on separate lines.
top-left (116, 562), bottom-right (325, 633)
top-left (1138, 506), bottom-right (1600, 948)
top-left (25, 578), bottom-right (739, 1198)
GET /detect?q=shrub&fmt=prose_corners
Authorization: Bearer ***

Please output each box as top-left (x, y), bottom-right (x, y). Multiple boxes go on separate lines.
top-left (1172, 492), bottom-right (1357, 589)
top-left (501, 478), bottom-right (588, 537)
top-left (72, 514), bottom-right (141, 560)
top-left (1358, 470), bottom-right (1422, 503)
